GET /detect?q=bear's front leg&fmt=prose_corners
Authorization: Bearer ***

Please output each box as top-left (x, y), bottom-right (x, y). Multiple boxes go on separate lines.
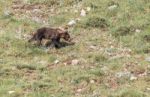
top-left (51, 39), bottom-right (62, 48)
top-left (37, 39), bottom-right (42, 46)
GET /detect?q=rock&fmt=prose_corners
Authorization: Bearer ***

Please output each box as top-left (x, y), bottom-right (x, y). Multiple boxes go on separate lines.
top-left (32, 9), bottom-right (41, 13)
top-left (77, 89), bottom-right (82, 92)
top-left (108, 5), bottom-right (118, 10)
top-left (90, 79), bottom-right (95, 84)
top-left (86, 7), bottom-right (91, 11)
top-left (32, 17), bottom-right (42, 23)
top-left (138, 72), bottom-right (147, 77)
top-left (39, 60), bottom-right (47, 64)
top-left (8, 91), bottom-right (15, 94)
top-left (54, 60), bottom-right (59, 64)
top-left (74, 9), bottom-right (78, 13)
top-left (89, 45), bottom-right (97, 50)
top-left (45, 48), bottom-right (50, 53)
top-left (145, 57), bottom-right (150, 62)
top-left (76, 18), bottom-right (81, 21)
top-left (80, 9), bottom-right (86, 17)
top-left (71, 59), bottom-right (79, 65)
top-left (65, 9), bottom-right (68, 12)
top-left (130, 75), bottom-right (137, 81)
top-left (50, 8), bottom-right (54, 12)
top-left (68, 20), bottom-right (76, 26)
top-left (23, 0), bottom-right (29, 4)
top-left (3, 10), bottom-right (12, 17)
top-left (147, 88), bottom-right (150, 91)
top-left (101, 66), bottom-right (109, 73)
top-left (91, 90), bottom-right (101, 97)
top-left (135, 29), bottom-right (141, 33)
top-left (115, 71), bottom-right (131, 78)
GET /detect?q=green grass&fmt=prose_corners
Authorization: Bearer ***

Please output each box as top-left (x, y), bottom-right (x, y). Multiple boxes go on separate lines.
top-left (0, 0), bottom-right (150, 97)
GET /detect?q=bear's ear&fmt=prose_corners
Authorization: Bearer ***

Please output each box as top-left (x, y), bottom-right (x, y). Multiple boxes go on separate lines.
top-left (59, 25), bottom-right (69, 30)
top-left (63, 25), bottom-right (69, 30)
top-left (29, 32), bottom-right (35, 36)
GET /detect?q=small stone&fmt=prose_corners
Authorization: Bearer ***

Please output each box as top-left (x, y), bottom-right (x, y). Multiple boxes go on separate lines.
top-left (130, 75), bottom-right (137, 81)
top-left (8, 91), bottom-right (15, 94)
top-left (145, 57), bottom-right (150, 62)
top-left (108, 5), bottom-right (117, 10)
top-left (115, 71), bottom-right (131, 78)
top-left (89, 45), bottom-right (96, 50)
top-left (146, 88), bottom-right (150, 91)
top-left (39, 60), bottom-right (47, 64)
top-left (135, 29), bottom-right (141, 33)
top-left (65, 9), bottom-right (68, 12)
top-left (74, 10), bottom-right (78, 13)
top-left (68, 20), bottom-right (76, 26)
top-left (138, 72), bottom-right (147, 77)
top-left (23, 0), bottom-right (29, 3)
top-left (3, 10), bottom-right (12, 17)
top-left (71, 59), bottom-right (79, 65)
top-left (80, 9), bottom-right (86, 17)
top-left (50, 8), bottom-right (54, 12)
top-left (54, 60), bottom-right (59, 64)
top-left (32, 9), bottom-right (41, 13)
top-left (64, 63), bottom-right (67, 66)
top-left (76, 18), bottom-right (81, 21)
top-left (101, 66), bottom-right (109, 72)
top-left (45, 48), bottom-right (50, 53)
top-left (86, 7), bottom-right (91, 11)
top-left (77, 89), bottom-right (82, 92)
top-left (23, 34), bottom-right (31, 39)
top-left (90, 80), bottom-right (95, 84)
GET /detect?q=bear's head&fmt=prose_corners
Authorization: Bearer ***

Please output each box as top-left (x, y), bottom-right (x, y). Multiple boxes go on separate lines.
top-left (57, 28), bottom-right (72, 42)
top-left (28, 32), bottom-right (36, 42)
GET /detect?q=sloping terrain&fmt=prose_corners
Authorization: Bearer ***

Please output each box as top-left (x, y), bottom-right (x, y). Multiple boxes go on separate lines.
top-left (0, 0), bottom-right (150, 97)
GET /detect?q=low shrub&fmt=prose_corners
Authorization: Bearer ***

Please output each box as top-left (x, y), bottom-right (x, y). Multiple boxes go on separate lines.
top-left (84, 15), bottom-right (108, 28)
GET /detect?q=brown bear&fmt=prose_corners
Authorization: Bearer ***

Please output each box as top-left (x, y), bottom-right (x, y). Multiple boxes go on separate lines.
top-left (28, 27), bottom-right (73, 48)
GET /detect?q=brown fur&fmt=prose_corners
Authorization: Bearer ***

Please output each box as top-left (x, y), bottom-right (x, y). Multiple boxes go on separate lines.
top-left (28, 27), bottom-right (72, 48)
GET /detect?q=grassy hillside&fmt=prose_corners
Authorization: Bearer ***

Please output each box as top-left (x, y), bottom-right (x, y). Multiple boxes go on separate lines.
top-left (0, 0), bottom-right (150, 97)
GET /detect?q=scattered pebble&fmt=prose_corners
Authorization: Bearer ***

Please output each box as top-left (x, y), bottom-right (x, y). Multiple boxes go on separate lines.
top-left (101, 66), bottom-right (109, 73)
top-left (76, 18), bottom-right (81, 21)
top-left (145, 57), bottom-right (150, 62)
top-left (135, 29), bottom-right (141, 33)
top-left (8, 91), bottom-right (15, 94)
top-left (146, 88), bottom-right (150, 91)
top-left (39, 60), bottom-right (47, 64)
top-left (74, 9), bottom-right (78, 13)
top-left (23, 0), bottom-right (29, 4)
top-left (115, 71), bottom-right (131, 78)
top-left (3, 10), bottom-right (12, 17)
top-left (12, 66), bottom-right (17, 70)
top-left (130, 75), bottom-right (137, 81)
top-left (90, 79), bottom-right (95, 84)
top-left (108, 5), bottom-right (118, 10)
top-left (23, 34), bottom-right (31, 40)
top-left (32, 17), bottom-right (42, 23)
top-left (54, 60), bottom-right (59, 64)
top-left (138, 72), bottom-right (147, 77)
top-left (68, 20), bottom-right (76, 26)
top-left (50, 8), bottom-right (54, 12)
top-left (71, 59), bottom-right (79, 65)
top-left (77, 89), bottom-right (82, 92)
top-left (86, 7), bottom-right (91, 11)
top-left (80, 9), bottom-right (86, 17)
top-left (65, 9), bottom-right (68, 12)
top-left (45, 48), bottom-right (50, 53)
top-left (89, 45), bottom-right (97, 50)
